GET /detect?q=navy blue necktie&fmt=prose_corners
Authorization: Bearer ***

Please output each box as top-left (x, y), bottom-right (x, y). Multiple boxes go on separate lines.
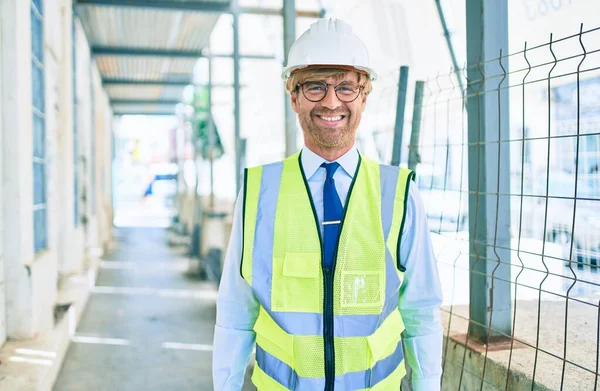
top-left (322, 162), bottom-right (343, 270)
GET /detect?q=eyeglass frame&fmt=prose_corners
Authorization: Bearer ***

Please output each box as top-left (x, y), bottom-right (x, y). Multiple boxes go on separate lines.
top-left (295, 80), bottom-right (365, 103)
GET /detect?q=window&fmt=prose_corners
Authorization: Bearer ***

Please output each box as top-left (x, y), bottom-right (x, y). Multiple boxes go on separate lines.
top-left (32, 0), bottom-right (47, 252)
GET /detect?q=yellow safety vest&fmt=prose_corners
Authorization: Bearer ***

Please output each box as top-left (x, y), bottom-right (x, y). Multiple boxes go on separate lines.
top-left (241, 151), bottom-right (414, 390)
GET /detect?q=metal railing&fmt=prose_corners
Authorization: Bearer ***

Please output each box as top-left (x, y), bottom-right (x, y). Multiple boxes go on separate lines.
top-left (387, 24), bottom-right (599, 390)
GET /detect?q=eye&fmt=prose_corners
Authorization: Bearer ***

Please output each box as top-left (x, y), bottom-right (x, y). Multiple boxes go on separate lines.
top-left (337, 83), bottom-right (358, 94)
top-left (306, 84), bottom-right (326, 92)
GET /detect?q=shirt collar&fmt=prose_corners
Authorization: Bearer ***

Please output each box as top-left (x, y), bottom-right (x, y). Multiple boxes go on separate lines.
top-left (300, 146), bottom-right (359, 180)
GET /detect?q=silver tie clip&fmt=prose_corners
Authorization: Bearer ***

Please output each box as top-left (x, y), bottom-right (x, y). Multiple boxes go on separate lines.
top-left (322, 220), bottom-right (341, 226)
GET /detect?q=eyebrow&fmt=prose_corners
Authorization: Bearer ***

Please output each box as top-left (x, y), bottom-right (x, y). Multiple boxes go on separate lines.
top-left (304, 79), bottom-right (357, 84)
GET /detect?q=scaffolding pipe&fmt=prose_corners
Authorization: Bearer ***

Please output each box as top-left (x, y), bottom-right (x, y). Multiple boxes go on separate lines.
top-left (233, 4), bottom-right (242, 193)
top-left (434, 0), bottom-right (465, 94)
top-left (391, 66), bottom-right (409, 166)
top-left (74, 0), bottom-right (322, 17)
top-left (283, 0), bottom-right (297, 156)
top-left (207, 48), bottom-right (215, 210)
top-left (191, 120), bottom-right (203, 259)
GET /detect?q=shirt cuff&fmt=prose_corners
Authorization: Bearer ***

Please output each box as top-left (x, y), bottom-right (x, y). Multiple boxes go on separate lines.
top-left (411, 375), bottom-right (441, 391)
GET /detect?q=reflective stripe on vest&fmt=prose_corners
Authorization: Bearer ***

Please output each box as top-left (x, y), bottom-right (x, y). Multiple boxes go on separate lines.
top-left (241, 152), bottom-right (414, 390)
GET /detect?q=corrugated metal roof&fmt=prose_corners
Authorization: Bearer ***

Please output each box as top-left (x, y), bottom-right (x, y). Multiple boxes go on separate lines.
top-left (106, 85), bottom-right (185, 102)
top-left (78, 1), bottom-right (225, 115)
top-left (79, 7), bottom-right (218, 50)
top-left (95, 56), bottom-right (198, 80)
top-left (112, 103), bottom-right (180, 115)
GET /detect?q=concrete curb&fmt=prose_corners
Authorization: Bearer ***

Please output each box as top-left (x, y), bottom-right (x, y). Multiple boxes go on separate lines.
top-left (0, 257), bottom-right (101, 391)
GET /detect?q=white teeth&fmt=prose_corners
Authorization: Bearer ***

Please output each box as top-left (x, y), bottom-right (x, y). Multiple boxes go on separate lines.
top-left (320, 115), bottom-right (343, 121)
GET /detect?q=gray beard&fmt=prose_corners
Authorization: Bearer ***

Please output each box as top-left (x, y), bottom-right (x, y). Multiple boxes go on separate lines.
top-left (299, 111), bottom-right (361, 151)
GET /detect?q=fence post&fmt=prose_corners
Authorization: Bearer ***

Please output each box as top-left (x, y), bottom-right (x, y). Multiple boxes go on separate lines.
top-left (465, 0), bottom-right (512, 342)
top-left (391, 66), bottom-right (409, 166)
top-left (239, 138), bottom-right (247, 183)
top-left (407, 81), bottom-right (424, 171)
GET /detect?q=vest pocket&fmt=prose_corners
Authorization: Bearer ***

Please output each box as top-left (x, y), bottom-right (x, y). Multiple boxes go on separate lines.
top-left (340, 271), bottom-right (385, 309)
top-left (272, 252), bottom-right (321, 312)
top-left (367, 310), bottom-right (403, 366)
top-left (366, 311), bottom-right (405, 388)
top-left (253, 310), bottom-right (296, 388)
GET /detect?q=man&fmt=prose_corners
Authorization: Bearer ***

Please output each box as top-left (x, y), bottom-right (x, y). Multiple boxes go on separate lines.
top-left (213, 18), bottom-right (442, 391)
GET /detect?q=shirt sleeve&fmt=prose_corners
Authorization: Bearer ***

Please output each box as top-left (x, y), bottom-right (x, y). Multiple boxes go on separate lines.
top-left (212, 189), bottom-right (260, 391)
top-left (398, 182), bottom-right (444, 391)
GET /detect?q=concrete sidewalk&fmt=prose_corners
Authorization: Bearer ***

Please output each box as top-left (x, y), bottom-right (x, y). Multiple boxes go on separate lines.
top-left (53, 227), bottom-right (253, 391)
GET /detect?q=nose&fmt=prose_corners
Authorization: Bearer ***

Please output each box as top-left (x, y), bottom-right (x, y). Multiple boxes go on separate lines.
top-left (319, 85), bottom-right (342, 110)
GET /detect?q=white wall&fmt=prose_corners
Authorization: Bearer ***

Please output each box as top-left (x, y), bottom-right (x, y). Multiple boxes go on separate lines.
top-left (91, 63), bottom-right (113, 252)
top-left (74, 19), bottom-right (98, 256)
top-left (0, 0), bottom-right (113, 341)
top-left (57, 2), bottom-right (84, 279)
top-left (1, 0), bottom-right (37, 339)
top-left (0, 0), bottom-right (6, 346)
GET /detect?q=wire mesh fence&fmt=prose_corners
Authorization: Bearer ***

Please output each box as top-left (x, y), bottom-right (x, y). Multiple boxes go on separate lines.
top-left (388, 24), bottom-right (600, 390)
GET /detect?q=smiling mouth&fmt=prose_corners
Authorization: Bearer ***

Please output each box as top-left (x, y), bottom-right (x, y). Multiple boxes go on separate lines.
top-left (316, 114), bottom-right (346, 122)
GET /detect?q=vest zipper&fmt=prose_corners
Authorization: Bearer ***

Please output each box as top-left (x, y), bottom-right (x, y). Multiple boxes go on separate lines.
top-left (323, 267), bottom-right (335, 391)
top-left (323, 158), bottom-right (361, 391)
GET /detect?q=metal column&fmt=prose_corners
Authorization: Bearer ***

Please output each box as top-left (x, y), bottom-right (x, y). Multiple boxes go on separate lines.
top-left (407, 81), bottom-right (424, 171)
top-left (232, 2), bottom-right (242, 193)
top-left (89, 59), bottom-right (96, 217)
top-left (435, 0), bottom-right (465, 95)
top-left (207, 47), bottom-right (215, 210)
top-left (283, 0), bottom-right (296, 156)
top-left (391, 66), bottom-right (409, 166)
top-left (465, 0), bottom-right (512, 342)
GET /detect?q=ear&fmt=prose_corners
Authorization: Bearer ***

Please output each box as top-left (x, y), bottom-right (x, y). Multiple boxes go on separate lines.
top-left (291, 91), bottom-right (300, 113)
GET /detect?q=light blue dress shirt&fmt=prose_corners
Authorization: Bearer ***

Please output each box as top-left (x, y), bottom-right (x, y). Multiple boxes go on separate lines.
top-left (213, 147), bottom-right (443, 391)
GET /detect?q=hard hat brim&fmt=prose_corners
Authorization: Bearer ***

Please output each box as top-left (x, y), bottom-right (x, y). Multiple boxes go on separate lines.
top-left (282, 64), bottom-right (377, 81)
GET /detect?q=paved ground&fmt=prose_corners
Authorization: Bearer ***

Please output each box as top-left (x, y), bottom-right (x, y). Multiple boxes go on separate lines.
top-left (54, 227), bottom-right (253, 391)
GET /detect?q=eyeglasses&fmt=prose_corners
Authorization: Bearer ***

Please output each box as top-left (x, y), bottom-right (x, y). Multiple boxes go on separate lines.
top-left (297, 81), bottom-right (364, 103)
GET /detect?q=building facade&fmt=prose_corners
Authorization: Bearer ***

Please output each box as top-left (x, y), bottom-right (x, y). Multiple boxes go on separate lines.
top-left (0, 0), bottom-right (113, 345)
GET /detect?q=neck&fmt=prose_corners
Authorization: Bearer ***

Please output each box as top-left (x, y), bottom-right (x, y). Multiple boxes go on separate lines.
top-left (305, 143), bottom-right (354, 162)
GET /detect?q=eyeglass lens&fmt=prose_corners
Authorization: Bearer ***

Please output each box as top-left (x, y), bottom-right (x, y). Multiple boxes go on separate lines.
top-left (301, 81), bottom-right (361, 102)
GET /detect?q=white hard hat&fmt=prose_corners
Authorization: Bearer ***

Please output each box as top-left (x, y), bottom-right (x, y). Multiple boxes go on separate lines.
top-left (281, 18), bottom-right (377, 81)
